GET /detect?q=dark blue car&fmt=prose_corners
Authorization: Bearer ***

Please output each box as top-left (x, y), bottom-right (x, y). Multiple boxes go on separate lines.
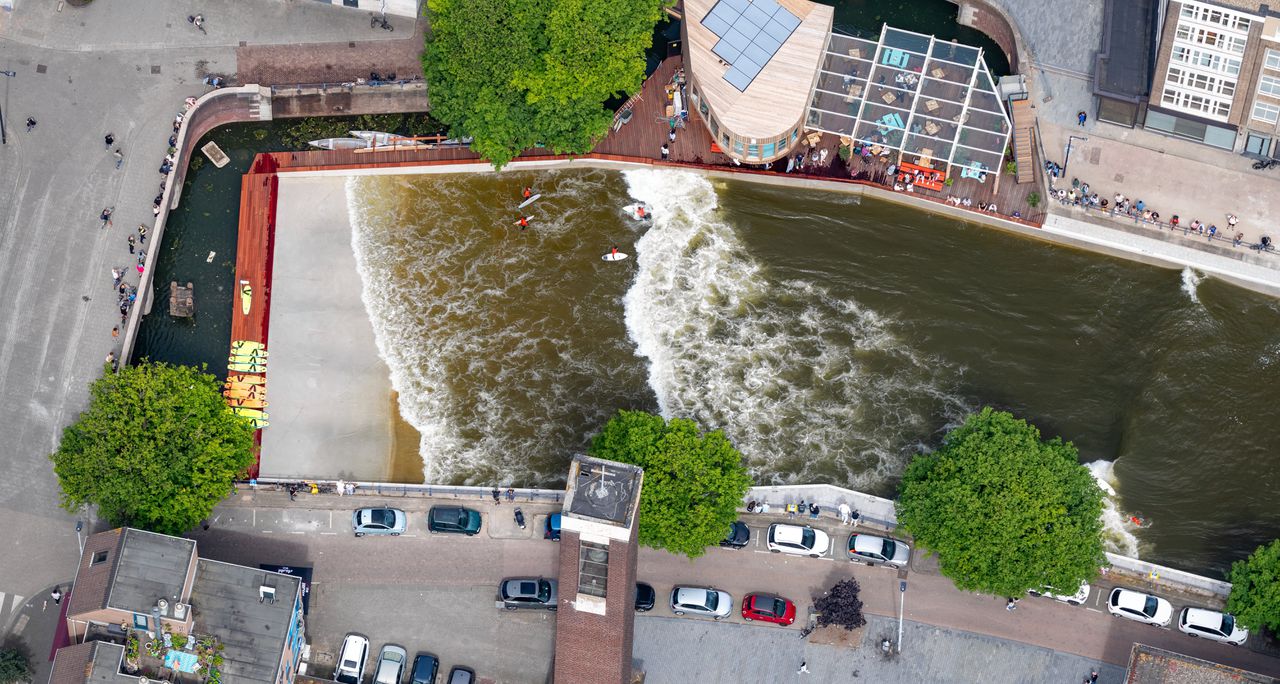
top-left (544, 513), bottom-right (562, 541)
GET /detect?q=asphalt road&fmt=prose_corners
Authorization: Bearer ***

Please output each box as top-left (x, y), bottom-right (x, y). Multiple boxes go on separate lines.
top-left (187, 492), bottom-right (1280, 682)
top-left (0, 0), bottom-right (409, 659)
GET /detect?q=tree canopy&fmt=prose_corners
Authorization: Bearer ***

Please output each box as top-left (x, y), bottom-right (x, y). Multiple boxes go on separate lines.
top-left (51, 361), bottom-right (256, 535)
top-left (1228, 539), bottom-right (1280, 633)
top-left (589, 410), bottom-right (753, 558)
top-left (896, 407), bottom-right (1105, 598)
top-left (0, 649), bottom-right (31, 684)
top-left (423, 0), bottom-right (663, 168)
top-left (814, 578), bottom-right (867, 631)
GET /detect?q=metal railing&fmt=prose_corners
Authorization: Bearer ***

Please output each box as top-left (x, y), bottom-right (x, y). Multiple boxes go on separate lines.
top-left (241, 478), bottom-right (564, 503)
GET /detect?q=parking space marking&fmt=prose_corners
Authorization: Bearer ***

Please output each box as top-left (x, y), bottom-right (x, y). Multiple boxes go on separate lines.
top-left (261, 529), bottom-right (273, 534)
top-left (320, 532), bottom-right (338, 535)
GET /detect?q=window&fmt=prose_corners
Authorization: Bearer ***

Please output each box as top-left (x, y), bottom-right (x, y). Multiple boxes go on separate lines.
top-left (1245, 133), bottom-right (1272, 155)
top-left (92, 550), bottom-right (109, 565)
top-left (1267, 50), bottom-right (1280, 72)
top-left (1253, 101), bottom-right (1280, 124)
top-left (577, 541), bottom-right (609, 598)
top-left (1259, 75), bottom-right (1280, 97)
top-left (747, 143), bottom-right (759, 159)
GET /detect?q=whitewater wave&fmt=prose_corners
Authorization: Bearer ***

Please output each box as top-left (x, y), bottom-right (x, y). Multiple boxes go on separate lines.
top-left (1180, 267), bottom-right (1204, 304)
top-left (1086, 460), bottom-right (1140, 557)
top-left (345, 171), bottom-right (650, 484)
top-left (621, 169), bottom-right (968, 487)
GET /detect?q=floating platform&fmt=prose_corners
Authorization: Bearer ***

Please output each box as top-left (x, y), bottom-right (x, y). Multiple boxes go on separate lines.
top-left (169, 281), bottom-right (194, 317)
top-left (201, 141), bottom-right (230, 168)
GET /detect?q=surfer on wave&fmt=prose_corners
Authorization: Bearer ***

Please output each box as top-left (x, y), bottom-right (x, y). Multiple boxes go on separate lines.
top-left (518, 216), bottom-right (530, 230)
top-left (522, 187), bottom-right (532, 200)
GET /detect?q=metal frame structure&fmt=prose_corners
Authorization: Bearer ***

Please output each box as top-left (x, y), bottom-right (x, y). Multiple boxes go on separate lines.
top-left (804, 25), bottom-right (1011, 179)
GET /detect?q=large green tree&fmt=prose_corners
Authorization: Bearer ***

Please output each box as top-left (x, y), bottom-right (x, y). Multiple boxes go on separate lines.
top-left (589, 410), bottom-right (752, 558)
top-left (51, 361), bottom-right (256, 535)
top-left (0, 648), bottom-right (31, 684)
top-left (896, 407), bottom-right (1105, 598)
top-left (423, 0), bottom-right (663, 168)
top-left (1228, 539), bottom-right (1280, 633)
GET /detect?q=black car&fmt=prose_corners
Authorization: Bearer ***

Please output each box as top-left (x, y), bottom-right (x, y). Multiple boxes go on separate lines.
top-left (720, 521), bottom-right (750, 548)
top-left (409, 653), bottom-right (439, 684)
top-left (427, 506), bottom-right (483, 535)
top-left (635, 582), bottom-right (655, 612)
top-left (447, 666), bottom-right (474, 684)
top-left (544, 513), bottom-right (561, 541)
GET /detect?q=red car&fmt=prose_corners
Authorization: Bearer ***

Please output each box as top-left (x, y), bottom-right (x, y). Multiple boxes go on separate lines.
top-left (741, 593), bottom-right (796, 625)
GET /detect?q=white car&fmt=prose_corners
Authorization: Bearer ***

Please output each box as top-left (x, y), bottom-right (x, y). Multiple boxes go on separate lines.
top-left (373, 644), bottom-right (406, 684)
top-left (1028, 582), bottom-right (1091, 606)
top-left (766, 524), bottom-right (830, 558)
top-left (670, 586), bottom-right (733, 620)
top-left (1107, 588), bottom-right (1173, 626)
top-left (333, 634), bottom-right (369, 684)
top-left (1178, 607), bottom-right (1249, 645)
top-left (847, 534), bottom-right (911, 568)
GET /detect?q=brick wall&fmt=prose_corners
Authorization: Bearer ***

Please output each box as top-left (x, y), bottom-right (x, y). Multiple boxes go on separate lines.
top-left (958, 0), bottom-right (1021, 74)
top-left (552, 532), bottom-right (639, 684)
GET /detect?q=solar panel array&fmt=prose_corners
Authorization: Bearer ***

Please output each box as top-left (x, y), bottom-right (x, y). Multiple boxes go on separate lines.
top-left (701, 0), bottom-right (802, 91)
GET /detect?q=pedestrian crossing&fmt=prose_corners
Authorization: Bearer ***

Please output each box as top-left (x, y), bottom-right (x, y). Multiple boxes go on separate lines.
top-left (0, 591), bottom-right (28, 634)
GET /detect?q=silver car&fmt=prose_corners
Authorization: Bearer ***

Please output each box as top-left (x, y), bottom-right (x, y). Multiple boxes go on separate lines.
top-left (372, 645), bottom-right (407, 684)
top-left (847, 533), bottom-right (911, 567)
top-left (670, 586), bottom-right (733, 620)
top-left (352, 508), bottom-right (408, 537)
top-left (499, 577), bottom-right (558, 611)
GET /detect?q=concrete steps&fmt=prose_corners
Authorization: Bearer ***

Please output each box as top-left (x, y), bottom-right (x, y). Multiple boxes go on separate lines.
top-left (1011, 99), bottom-right (1036, 184)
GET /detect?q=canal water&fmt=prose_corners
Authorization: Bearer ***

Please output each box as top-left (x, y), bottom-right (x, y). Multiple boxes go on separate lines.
top-left (345, 168), bottom-right (1280, 578)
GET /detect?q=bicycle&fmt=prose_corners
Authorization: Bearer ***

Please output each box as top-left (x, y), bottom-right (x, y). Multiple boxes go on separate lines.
top-left (371, 13), bottom-right (394, 31)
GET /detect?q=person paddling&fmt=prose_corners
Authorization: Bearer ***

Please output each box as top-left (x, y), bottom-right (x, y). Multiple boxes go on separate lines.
top-left (522, 187), bottom-right (533, 199)
top-left (636, 205), bottom-right (646, 219)
top-left (610, 245), bottom-right (619, 259)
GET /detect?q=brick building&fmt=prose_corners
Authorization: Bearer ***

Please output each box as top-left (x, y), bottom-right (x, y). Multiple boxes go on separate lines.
top-left (552, 455), bottom-right (645, 684)
top-left (50, 528), bottom-right (306, 684)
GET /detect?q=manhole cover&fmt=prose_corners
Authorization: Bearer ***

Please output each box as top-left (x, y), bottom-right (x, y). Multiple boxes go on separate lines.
top-left (151, 65), bottom-right (161, 75)
top-left (1113, 173), bottom-right (1124, 183)
top-left (36, 64), bottom-right (47, 74)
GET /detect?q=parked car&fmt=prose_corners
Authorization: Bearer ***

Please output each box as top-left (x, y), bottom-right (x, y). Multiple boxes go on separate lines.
top-left (352, 508), bottom-right (407, 537)
top-left (766, 523), bottom-right (829, 557)
top-left (427, 506), bottom-right (482, 535)
top-left (741, 593), bottom-right (796, 625)
top-left (332, 634), bottom-right (369, 684)
top-left (670, 586), bottom-right (733, 620)
top-left (545, 513), bottom-right (562, 541)
top-left (1107, 588), bottom-right (1173, 626)
top-left (1178, 607), bottom-right (1248, 645)
top-left (846, 533), bottom-right (911, 568)
top-left (372, 645), bottom-right (406, 684)
top-left (447, 667), bottom-right (474, 684)
top-left (720, 521), bottom-right (750, 548)
top-left (635, 582), bottom-right (655, 612)
top-left (1028, 582), bottom-right (1091, 606)
top-left (500, 577), bottom-right (558, 611)
top-left (409, 653), bottom-right (440, 684)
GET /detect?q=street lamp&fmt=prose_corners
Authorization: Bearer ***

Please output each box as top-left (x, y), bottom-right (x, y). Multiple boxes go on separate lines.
top-left (0, 69), bottom-right (15, 145)
top-left (1063, 135), bottom-right (1088, 180)
top-left (898, 580), bottom-right (907, 654)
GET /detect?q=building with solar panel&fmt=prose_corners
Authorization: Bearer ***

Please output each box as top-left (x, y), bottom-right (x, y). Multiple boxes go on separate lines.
top-left (684, 0), bottom-right (1012, 182)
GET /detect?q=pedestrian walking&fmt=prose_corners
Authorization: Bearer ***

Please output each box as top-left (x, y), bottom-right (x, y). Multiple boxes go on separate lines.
top-left (100, 207), bottom-right (113, 229)
top-left (492, 487), bottom-right (501, 504)
top-left (797, 661), bottom-right (810, 674)
top-left (112, 326), bottom-right (119, 339)
top-left (1090, 671), bottom-right (1099, 684)
top-left (505, 487), bottom-right (515, 503)
top-left (660, 144), bottom-right (669, 160)
top-left (50, 587), bottom-right (62, 605)
top-left (668, 128), bottom-right (676, 142)
top-left (1077, 111), bottom-right (1087, 126)
top-left (138, 225), bottom-right (148, 244)
top-left (127, 234), bottom-right (136, 254)
top-left (113, 148), bottom-right (124, 169)
top-left (837, 502), bottom-right (852, 524)
top-left (189, 14), bottom-right (206, 34)
top-left (104, 133), bottom-right (115, 149)
top-left (111, 268), bottom-right (123, 287)
top-left (26, 117), bottom-right (37, 132)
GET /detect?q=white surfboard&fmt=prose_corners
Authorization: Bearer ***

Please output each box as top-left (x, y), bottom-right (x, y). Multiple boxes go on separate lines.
top-left (623, 203), bottom-right (650, 220)
top-left (602, 252), bottom-right (630, 262)
top-left (518, 193), bottom-right (541, 209)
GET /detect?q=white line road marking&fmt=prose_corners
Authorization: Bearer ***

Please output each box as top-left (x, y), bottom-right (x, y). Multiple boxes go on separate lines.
top-left (291, 531), bottom-right (305, 535)
top-left (253, 509), bottom-right (256, 527)
top-left (320, 532), bottom-right (338, 536)
top-left (262, 530), bottom-right (273, 534)
top-left (329, 510), bottom-right (333, 529)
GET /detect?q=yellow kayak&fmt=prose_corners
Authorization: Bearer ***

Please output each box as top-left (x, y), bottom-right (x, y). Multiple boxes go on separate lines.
top-left (226, 373), bottom-right (265, 385)
top-left (240, 281), bottom-right (252, 316)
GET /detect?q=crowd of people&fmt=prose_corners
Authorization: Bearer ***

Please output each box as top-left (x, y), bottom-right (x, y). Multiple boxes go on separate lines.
top-left (1047, 165), bottom-right (1268, 251)
top-left (99, 93), bottom-right (207, 367)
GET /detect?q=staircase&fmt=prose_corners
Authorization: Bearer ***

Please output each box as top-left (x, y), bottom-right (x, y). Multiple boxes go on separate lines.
top-left (1011, 98), bottom-right (1035, 184)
